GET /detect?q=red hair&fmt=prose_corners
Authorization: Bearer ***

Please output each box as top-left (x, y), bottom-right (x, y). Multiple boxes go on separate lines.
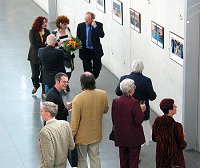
top-left (160, 98), bottom-right (174, 114)
top-left (32, 16), bottom-right (48, 31)
top-left (55, 15), bottom-right (70, 29)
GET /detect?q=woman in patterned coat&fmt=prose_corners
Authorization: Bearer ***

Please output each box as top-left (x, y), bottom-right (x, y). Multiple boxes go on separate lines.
top-left (152, 98), bottom-right (187, 168)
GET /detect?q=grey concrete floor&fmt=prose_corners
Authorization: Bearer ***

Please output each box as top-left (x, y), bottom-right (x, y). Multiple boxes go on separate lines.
top-left (0, 0), bottom-right (200, 167)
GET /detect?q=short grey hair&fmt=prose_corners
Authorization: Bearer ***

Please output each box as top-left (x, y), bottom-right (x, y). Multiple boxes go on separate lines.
top-left (43, 101), bottom-right (58, 117)
top-left (86, 11), bottom-right (95, 19)
top-left (46, 34), bottom-right (57, 46)
top-left (131, 60), bottom-right (144, 73)
top-left (120, 79), bottom-right (136, 94)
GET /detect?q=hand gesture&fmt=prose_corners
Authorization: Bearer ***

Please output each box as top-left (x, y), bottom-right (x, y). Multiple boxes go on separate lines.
top-left (140, 104), bottom-right (146, 112)
top-left (65, 102), bottom-right (72, 110)
top-left (91, 21), bottom-right (97, 27)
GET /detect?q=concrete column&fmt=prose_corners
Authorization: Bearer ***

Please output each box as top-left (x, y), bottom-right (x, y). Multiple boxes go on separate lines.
top-left (183, 0), bottom-right (200, 150)
top-left (48, 0), bottom-right (57, 23)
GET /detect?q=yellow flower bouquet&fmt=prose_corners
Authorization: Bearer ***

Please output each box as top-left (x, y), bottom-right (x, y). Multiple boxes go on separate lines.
top-left (62, 37), bottom-right (82, 52)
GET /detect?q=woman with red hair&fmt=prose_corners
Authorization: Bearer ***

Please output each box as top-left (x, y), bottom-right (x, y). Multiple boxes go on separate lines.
top-left (152, 98), bottom-right (187, 168)
top-left (27, 16), bottom-right (50, 98)
top-left (52, 15), bottom-right (74, 92)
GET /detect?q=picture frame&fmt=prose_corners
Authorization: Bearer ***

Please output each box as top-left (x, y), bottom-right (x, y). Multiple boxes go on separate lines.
top-left (151, 21), bottom-right (164, 48)
top-left (169, 32), bottom-right (184, 66)
top-left (130, 8), bottom-right (141, 33)
top-left (85, 0), bottom-right (90, 3)
top-left (96, 0), bottom-right (105, 13)
top-left (112, 0), bottom-right (123, 25)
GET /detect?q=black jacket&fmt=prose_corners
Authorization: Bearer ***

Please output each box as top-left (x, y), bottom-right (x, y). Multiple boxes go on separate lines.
top-left (46, 87), bottom-right (69, 120)
top-left (115, 72), bottom-right (157, 120)
top-left (27, 28), bottom-right (50, 65)
top-left (77, 21), bottom-right (104, 59)
top-left (38, 45), bottom-right (67, 88)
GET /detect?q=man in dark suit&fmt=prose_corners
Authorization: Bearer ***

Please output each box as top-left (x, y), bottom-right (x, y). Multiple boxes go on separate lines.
top-left (38, 34), bottom-right (67, 94)
top-left (115, 60), bottom-right (157, 121)
top-left (46, 72), bottom-right (69, 121)
top-left (77, 12), bottom-right (105, 79)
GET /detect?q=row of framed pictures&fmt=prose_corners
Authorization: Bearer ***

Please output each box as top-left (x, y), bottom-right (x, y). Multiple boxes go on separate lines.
top-left (85, 0), bottom-right (184, 66)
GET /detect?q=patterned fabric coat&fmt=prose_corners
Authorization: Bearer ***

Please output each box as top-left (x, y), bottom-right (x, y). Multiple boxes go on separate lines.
top-left (39, 119), bottom-right (75, 168)
top-left (152, 115), bottom-right (187, 168)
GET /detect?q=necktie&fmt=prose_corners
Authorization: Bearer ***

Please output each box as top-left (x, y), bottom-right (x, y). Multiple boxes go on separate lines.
top-left (88, 26), bottom-right (92, 48)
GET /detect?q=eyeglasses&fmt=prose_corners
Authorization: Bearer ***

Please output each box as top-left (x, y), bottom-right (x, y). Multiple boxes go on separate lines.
top-left (60, 80), bottom-right (69, 84)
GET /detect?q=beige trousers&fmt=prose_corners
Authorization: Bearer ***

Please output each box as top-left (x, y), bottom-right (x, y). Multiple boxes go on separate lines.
top-left (77, 142), bottom-right (101, 168)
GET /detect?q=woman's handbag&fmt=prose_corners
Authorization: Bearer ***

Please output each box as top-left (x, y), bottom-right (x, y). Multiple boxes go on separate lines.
top-left (109, 126), bottom-right (115, 141)
top-left (68, 146), bottom-right (78, 167)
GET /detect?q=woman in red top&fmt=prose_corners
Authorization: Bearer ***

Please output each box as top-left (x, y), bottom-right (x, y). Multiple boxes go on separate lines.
top-left (112, 78), bottom-right (146, 168)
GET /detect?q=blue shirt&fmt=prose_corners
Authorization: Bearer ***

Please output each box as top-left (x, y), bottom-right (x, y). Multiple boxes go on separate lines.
top-left (86, 25), bottom-right (93, 49)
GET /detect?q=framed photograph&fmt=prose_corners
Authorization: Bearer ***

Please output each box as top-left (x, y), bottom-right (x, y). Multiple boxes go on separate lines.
top-left (151, 21), bottom-right (164, 48)
top-left (169, 32), bottom-right (184, 66)
top-left (85, 0), bottom-right (90, 3)
top-left (112, 0), bottom-right (123, 25)
top-left (130, 8), bottom-right (141, 33)
top-left (97, 0), bottom-right (105, 13)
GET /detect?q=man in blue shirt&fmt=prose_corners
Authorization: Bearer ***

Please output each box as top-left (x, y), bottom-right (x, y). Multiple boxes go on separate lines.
top-left (77, 12), bottom-right (105, 79)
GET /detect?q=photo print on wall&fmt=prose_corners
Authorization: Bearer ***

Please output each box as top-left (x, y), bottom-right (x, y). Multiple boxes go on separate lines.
top-left (169, 32), bottom-right (184, 66)
top-left (130, 8), bottom-right (141, 33)
top-left (112, 0), bottom-right (123, 25)
top-left (97, 0), bottom-right (105, 13)
top-left (151, 21), bottom-right (164, 48)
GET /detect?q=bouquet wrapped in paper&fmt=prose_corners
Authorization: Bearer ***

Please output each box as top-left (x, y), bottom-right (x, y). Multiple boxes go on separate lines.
top-left (62, 37), bottom-right (82, 52)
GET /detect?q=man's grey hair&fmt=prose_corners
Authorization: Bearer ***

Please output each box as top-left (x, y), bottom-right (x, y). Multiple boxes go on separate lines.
top-left (120, 79), bottom-right (136, 94)
top-left (43, 101), bottom-right (58, 117)
top-left (46, 34), bottom-right (57, 46)
top-left (131, 60), bottom-right (144, 73)
top-left (86, 11), bottom-right (95, 19)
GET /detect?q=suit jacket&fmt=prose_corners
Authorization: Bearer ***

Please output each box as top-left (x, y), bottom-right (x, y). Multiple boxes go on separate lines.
top-left (38, 45), bottom-right (66, 88)
top-left (71, 89), bottom-right (109, 145)
top-left (115, 72), bottom-right (157, 120)
top-left (46, 87), bottom-right (69, 120)
top-left (39, 119), bottom-right (75, 168)
top-left (28, 28), bottom-right (50, 65)
top-left (112, 95), bottom-right (145, 147)
top-left (77, 21), bottom-right (104, 59)
top-left (152, 115), bottom-right (186, 168)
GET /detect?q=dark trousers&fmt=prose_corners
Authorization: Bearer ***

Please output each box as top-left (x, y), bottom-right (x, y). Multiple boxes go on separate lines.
top-left (119, 146), bottom-right (141, 168)
top-left (30, 62), bottom-right (45, 94)
top-left (82, 49), bottom-right (102, 79)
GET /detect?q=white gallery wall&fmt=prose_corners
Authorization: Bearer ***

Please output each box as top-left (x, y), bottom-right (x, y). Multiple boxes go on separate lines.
top-left (33, 0), bottom-right (185, 122)
top-left (33, 0), bottom-right (48, 13)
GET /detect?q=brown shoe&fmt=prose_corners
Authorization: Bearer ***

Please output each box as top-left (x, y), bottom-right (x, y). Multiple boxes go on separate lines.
top-left (32, 87), bottom-right (38, 94)
top-left (41, 94), bottom-right (46, 99)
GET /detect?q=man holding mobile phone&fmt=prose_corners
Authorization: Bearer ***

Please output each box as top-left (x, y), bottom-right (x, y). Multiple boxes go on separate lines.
top-left (77, 12), bottom-right (105, 79)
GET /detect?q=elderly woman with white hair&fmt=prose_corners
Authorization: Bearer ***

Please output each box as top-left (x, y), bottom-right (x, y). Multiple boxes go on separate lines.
top-left (115, 59), bottom-right (157, 145)
top-left (112, 78), bottom-right (146, 168)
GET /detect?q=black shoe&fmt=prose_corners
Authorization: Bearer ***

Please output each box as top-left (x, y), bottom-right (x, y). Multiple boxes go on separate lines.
top-left (32, 87), bottom-right (38, 94)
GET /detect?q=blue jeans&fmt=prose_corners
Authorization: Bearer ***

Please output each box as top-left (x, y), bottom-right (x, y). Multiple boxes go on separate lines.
top-left (45, 85), bottom-right (50, 95)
